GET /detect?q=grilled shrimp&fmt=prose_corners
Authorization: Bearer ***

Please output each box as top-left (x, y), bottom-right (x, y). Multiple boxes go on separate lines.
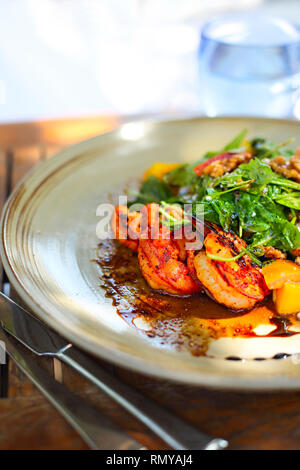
top-left (111, 205), bottom-right (141, 252)
top-left (111, 204), bottom-right (268, 309)
top-left (194, 227), bottom-right (269, 310)
top-left (138, 204), bottom-right (202, 296)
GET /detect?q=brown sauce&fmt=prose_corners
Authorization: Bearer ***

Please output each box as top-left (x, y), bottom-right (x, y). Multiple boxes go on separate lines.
top-left (96, 239), bottom-right (299, 356)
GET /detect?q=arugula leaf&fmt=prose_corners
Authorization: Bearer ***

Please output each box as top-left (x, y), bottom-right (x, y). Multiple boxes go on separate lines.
top-left (211, 195), bottom-right (238, 232)
top-left (271, 177), bottom-right (300, 191)
top-left (236, 194), bottom-right (271, 233)
top-left (218, 158), bottom-right (275, 195)
top-left (163, 163), bottom-right (197, 186)
top-left (197, 158), bottom-right (300, 252)
top-left (274, 192), bottom-right (300, 210)
top-left (133, 132), bottom-right (300, 259)
top-left (131, 176), bottom-right (172, 204)
top-left (275, 219), bottom-right (300, 251)
top-left (163, 129), bottom-right (248, 187)
top-left (223, 128), bottom-right (248, 151)
top-left (251, 137), bottom-right (295, 160)
top-left (217, 158), bottom-right (300, 194)
top-left (200, 128), bottom-right (248, 160)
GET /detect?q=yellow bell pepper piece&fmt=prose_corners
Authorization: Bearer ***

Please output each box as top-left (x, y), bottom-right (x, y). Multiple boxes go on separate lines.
top-left (143, 162), bottom-right (180, 181)
top-left (243, 139), bottom-right (252, 153)
top-left (273, 281), bottom-right (300, 314)
top-left (262, 260), bottom-right (300, 290)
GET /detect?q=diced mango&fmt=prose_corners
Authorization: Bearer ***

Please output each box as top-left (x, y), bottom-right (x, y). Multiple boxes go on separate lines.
top-left (262, 260), bottom-right (300, 290)
top-left (143, 162), bottom-right (180, 181)
top-left (274, 282), bottom-right (300, 314)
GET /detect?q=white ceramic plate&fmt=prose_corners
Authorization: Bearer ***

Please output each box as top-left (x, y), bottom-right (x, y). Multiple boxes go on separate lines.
top-left (2, 116), bottom-right (300, 390)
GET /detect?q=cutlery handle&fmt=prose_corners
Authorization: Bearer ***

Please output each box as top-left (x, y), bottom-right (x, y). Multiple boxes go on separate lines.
top-left (0, 330), bottom-right (141, 450)
top-left (61, 346), bottom-right (227, 450)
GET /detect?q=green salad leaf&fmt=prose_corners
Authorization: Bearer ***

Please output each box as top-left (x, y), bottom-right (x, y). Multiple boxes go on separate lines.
top-left (201, 128), bottom-right (248, 160)
top-left (132, 131), bottom-right (300, 262)
top-left (163, 129), bottom-right (248, 187)
top-left (274, 192), bottom-right (300, 210)
top-left (130, 175), bottom-right (172, 204)
top-left (163, 163), bottom-right (197, 187)
top-left (198, 158), bottom-right (300, 253)
top-left (251, 136), bottom-right (295, 160)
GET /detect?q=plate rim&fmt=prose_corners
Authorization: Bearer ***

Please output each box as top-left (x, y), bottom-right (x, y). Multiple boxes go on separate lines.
top-left (2, 115), bottom-right (300, 391)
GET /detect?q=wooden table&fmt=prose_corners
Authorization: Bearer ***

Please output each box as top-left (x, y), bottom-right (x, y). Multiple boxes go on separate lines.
top-left (1, 116), bottom-right (300, 450)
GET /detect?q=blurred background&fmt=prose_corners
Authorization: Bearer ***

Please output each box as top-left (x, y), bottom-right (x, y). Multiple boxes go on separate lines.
top-left (1, 0), bottom-right (300, 123)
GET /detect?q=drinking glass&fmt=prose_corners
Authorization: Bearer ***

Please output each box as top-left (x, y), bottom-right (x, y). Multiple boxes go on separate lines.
top-left (199, 14), bottom-right (300, 118)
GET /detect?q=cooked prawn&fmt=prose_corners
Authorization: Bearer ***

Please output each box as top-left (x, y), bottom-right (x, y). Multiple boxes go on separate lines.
top-left (111, 204), bottom-right (269, 309)
top-left (138, 204), bottom-right (202, 296)
top-left (194, 226), bottom-right (269, 310)
top-left (111, 205), bottom-right (141, 252)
